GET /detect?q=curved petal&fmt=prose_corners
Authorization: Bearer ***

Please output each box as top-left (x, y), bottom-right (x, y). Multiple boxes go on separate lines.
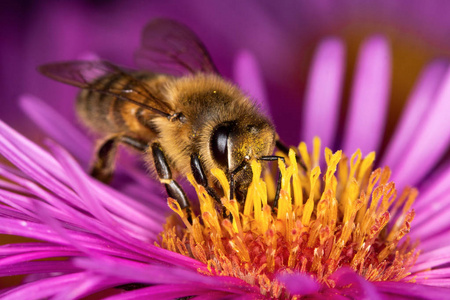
top-left (374, 281), bottom-right (450, 299)
top-left (412, 245), bottom-right (450, 272)
top-left (277, 272), bottom-right (320, 296)
top-left (0, 272), bottom-right (93, 300)
top-left (414, 161), bottom-right (450, 212)
top-left (381, 61), bottom-right (447, 169)
top-left (392, 66), bottom-right (450, 187)
top-left (233, 50), bottom-right (270, 115)
top-left (330, 268), bottom-right (383, 300)
top-left (301, 37), bottom-right (345, 148)
top-left (414, 236), bottom-right (450, 261)
top-left (342, 36), bottom-right (391, 155)
top-left (20, 94), bottom-right (92, 165)
top-left (103, 284), bottom-right (232, 300)
top-left (74, 257), bottom-right (256, 294)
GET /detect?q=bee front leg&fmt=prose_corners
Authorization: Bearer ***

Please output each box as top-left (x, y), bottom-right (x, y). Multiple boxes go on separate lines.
top-left (151, 143), bottom-right (191, 214)
top-left (91, 134), bottom-right (148, 183)
top-left (190, 154), bottom-right (221, 204)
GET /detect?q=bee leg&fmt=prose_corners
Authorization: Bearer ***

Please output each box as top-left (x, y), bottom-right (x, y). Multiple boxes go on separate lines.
top-left (190, 154), bottom-right (221, 204)
top-left (91, 134), bottom-right (148, 183)
top-left (275, 139), bottom-right (306, 171)
top-left (258, 156), bottom-right (286, 211)
top-left (229, 159), bottom-right (249, 201)
top-left (151, 143), bottom-right (192, 221)
top-left (191, 153), bottom-right (232, 220)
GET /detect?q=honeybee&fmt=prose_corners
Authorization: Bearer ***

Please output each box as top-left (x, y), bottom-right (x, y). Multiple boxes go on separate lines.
top-left (39, 19), bottom-right (290, 214)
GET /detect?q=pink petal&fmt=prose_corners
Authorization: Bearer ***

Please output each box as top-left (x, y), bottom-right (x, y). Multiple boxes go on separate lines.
top-left (414, 161), bottom-right (450, 212)
top-left (408, 267), bottom-right (450, 281)
top-left (233, 50), bottom-right (270, 115)
top-left (374, 281), bottom-right (450, 299)
top-left (0, 261), bottom-right (80, 276)
top-left (381, 61), bottom-right (447, 169)
top-left (0, 272), bottom-right (87, 299)
top-left (74, 257), bottom-right (255, 294)
top-left (20, 94), bottom-right (92, 164)
top-left (104, 285), bottom-right (233, 300)
top-left (277, 272), bottom-right (320, 296)
top-left (330, 268), bottom-right (382, 300)
top-left (412, 245), bottom-right (450, 272)
top-left (417, 231), bottom-right (450, 253)
top-left (51, 274), bottom-right (126, 300)
top-left (342, 36), bottom-right (391, 155)
top-left (301, 37), bottom-right (345, 148)
top-left (47, 141), bottom-right (165, 237)
top-left (392, 66), bottom-right (450, 187)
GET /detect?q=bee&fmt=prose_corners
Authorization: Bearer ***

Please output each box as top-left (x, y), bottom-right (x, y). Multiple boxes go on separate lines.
top-left (39, 19), bottom-right (292, 215)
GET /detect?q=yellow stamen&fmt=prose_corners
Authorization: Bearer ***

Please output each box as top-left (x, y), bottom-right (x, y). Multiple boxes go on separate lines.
top-left (158, 139), bottom-right (420, 299)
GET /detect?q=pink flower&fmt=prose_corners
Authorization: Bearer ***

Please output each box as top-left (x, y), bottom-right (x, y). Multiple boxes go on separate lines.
top-left (1, 2), bottom-right (450, 299)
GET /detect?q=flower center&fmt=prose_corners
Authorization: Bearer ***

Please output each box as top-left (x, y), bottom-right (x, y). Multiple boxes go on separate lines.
top-left (157, 138), bottom-right (419, 299)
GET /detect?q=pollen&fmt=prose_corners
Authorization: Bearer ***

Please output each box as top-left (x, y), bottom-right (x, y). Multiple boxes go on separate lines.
top-left (157, 138), bottom-right (419, 299)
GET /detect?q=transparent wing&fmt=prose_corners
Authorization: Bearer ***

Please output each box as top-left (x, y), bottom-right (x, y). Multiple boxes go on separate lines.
top-left (135, 18), bottom-right (218, 76)
top-left (39, 60), bottom-right (125, 87)
top-left (38, 60), bottom-right (173, 117)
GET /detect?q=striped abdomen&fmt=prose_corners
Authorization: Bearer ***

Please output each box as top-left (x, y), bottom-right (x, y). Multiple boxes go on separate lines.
top-left (76, 72), bottom-right (171, 138)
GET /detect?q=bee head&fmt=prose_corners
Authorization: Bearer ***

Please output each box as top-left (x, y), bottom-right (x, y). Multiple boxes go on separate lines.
top-left (209, 119), bottom-right (275, 195)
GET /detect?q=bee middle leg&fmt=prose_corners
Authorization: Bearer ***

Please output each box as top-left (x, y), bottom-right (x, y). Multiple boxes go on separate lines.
top-left (151, 143), bottom-right (191, 216)
top-left (91, 134), bottom-right (148, 183)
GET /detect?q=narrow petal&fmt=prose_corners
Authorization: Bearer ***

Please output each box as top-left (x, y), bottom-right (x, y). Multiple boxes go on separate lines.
top-left (1, 272), bottom-right (87, 300)
top-left (302, 37), bottom-right (345, 148)
top-left (342, 36), bottom-right (391, 155)
top-left (381, 61), bottom-right (447, 169)
top-left (392, 67), bottom-right (450, 187)
top-left (48, 141), bottom-right (164, 237)
top-left (408, 267), bottom-right (450, 281)
top-left (20, 94), bottom-right (92, 164)
top-left (410, 204), bottom-right (450, 242)
top-left (74, 257), bottom-right (255, 294)
top-left (374, 281), bottom-right (450, 299)
top-left (330, 268), bottom-right (383, 300)
top-left (411, 246), bottom-right (450, 272)
top-left (52, 274), bottom-right (127, 300)
top-left (0, 120), bottom-right (82, 202)
top-left (0, 249), bottom-right (81, 267)
top-left (0, 242), bottom-right (148, 263)
top-left (277, 272), bottom-right (320, 296)
top-left (233, 50), bottom-right (270, 115)
top-left (418, 233), bottom-right (450, 252)
top-left (0, 217), bottom-right (68, 245)
top-left (104, 284), bottom-right (231, 300)
top-left (0, 261), bottom-right (80, 276)
top-left (413, 161), bottom-right (450, 214)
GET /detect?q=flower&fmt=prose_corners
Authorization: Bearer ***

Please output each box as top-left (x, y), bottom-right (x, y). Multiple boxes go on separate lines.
top-left (1, 28), bottom-right (450, 298)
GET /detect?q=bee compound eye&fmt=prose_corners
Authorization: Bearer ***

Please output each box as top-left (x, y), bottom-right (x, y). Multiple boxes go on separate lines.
top-left (210, 122), bottom-right (235, 168)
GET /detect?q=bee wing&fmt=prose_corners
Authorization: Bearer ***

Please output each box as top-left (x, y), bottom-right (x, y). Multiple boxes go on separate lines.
top-left (38, 60), bottom-right (123, 88)
top-left (38, 60), bottom-right (173, 117)
top-left (135, 18), bottom-right (218, 76)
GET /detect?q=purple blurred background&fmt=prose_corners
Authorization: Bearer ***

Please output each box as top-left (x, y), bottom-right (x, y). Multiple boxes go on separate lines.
top-left (2, 0), bottom-right (450, 146)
